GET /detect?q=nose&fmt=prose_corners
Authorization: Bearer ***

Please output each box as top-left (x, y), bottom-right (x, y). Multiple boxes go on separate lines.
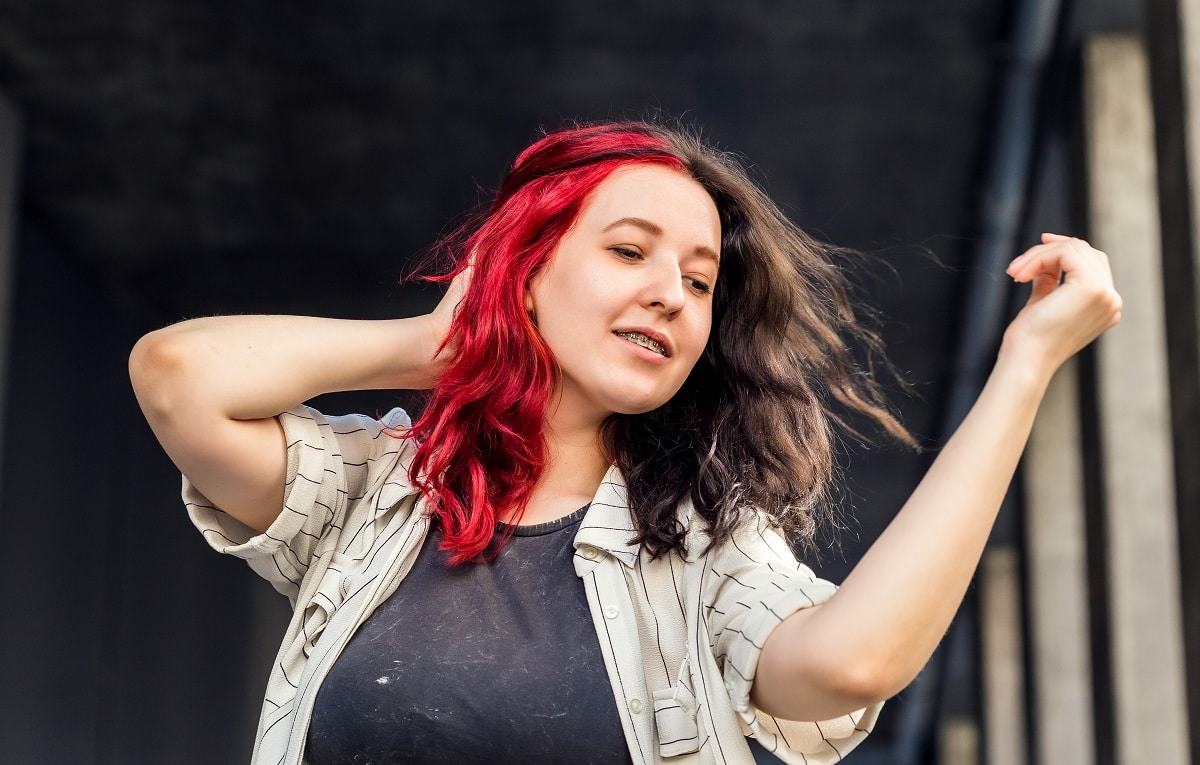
top-left (641, 257), bottom-right (687, 316)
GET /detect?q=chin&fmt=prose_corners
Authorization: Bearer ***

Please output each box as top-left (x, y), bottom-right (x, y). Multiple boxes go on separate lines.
top-left (577, 377), bottom-right (686, 419)
top-left (605, 392), bottom-right (677, 416)
top-left (613, 403), bottom-right (661, 417)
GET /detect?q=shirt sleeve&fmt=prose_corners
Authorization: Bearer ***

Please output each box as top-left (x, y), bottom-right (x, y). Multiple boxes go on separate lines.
top-left (702, 515), bottom-right (881, 760)
top-left (184, 404), bottom-right (414, 600)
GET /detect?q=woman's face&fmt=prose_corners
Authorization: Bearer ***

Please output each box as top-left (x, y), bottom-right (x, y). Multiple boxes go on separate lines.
top-left (526, 163), bottom-right (721, 429)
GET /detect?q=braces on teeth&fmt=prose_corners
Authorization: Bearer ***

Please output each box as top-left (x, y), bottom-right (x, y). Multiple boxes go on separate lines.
top-left (617, 332), bottom-right (666, 356)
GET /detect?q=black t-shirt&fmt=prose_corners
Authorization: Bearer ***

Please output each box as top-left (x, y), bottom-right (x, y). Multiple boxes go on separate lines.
top-left (306, 505), bottom-right (633, 765)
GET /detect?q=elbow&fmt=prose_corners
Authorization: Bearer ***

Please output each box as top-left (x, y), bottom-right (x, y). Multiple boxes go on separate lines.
top-left (808, 622), bottom-right (931, 709)
top-left (755, 608), bottom-right (936, 719)
top-left (754, 642), bottom-right (916, 721)
top-left (820, 657), bottom-right (910, 710)
top-left (801, 649), bottom-right (921, 717)
top-left (129, 329), bottom-right (200, 420)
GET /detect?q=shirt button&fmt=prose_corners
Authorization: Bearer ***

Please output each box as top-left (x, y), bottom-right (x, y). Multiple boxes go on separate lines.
top-left (603, 605), bottom-right (620, 619)
top-left (629, 698), bottom-right (643, 714)
top-left (580, 547), bottom-right (598, 560)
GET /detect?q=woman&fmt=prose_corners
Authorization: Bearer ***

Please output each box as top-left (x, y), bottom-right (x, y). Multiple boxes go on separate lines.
top-left (129, 122), bottom-right (1121, 764)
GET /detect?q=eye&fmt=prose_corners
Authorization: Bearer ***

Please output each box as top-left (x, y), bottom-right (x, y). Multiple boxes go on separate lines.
top-left (609, 245), bottom-right (643, 261)
top-left (686, 277), bottom-right (713, 296)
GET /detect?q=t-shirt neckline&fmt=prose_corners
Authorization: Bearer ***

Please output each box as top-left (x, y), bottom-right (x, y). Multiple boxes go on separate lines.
top-left (498, 503), bottom-right (590, 537)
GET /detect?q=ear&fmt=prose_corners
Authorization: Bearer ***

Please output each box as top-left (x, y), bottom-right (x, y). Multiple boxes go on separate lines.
top-left (523, 280), bottom-right (539, 324)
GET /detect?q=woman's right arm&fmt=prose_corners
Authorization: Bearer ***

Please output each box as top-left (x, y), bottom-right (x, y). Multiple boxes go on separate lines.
top-left (129, 308), bottom-right (454, 534)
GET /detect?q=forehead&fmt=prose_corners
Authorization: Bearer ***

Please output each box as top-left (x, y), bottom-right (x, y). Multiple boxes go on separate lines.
top-left (578, 164), bottom-right (721, 249)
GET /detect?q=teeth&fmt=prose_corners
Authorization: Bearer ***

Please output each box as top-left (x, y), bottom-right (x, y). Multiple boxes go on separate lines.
top-left (617, 331), bottom-right (667, 356)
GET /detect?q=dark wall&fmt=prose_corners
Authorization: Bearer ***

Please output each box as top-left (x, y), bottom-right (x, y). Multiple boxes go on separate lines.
top-left (0, 227), bottom-right (288, 763)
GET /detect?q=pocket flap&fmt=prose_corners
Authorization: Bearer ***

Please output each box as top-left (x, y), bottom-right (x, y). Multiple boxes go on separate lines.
top-left (653, 683), bottom-right (699, 757)
top-left (299, 553), bottom-right (356, 656)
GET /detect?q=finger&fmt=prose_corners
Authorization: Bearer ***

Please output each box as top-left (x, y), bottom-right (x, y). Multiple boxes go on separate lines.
top-left (1008, 239), bottom-right (1063, 278)
top-left (1055, 238), bottom-right (1114, 287)
top-left (1008, 240), bottom-right (1105, 284)
top-left (1007, 246), bottom-right (1062, 282)
top-left (1027, 270), bottom-right (1060, 303)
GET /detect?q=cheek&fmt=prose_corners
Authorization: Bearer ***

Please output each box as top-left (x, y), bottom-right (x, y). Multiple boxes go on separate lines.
top-left (528, 263), bottom-right (594, 320)
top-left (691, 313), bottom-right (714, 359)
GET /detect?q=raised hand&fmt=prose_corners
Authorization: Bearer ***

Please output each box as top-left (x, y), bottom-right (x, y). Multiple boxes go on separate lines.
top-left (1003, 233), bottom-right (1123, 375)
top-left (418, 263), bottom-right (473, 383)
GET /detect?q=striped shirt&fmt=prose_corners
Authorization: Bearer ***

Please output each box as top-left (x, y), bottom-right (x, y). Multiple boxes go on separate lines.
top-left (184, 405), bottom-right (880, 764)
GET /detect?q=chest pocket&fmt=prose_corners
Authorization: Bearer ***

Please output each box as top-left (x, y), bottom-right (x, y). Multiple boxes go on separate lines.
top-left (654, 656), bottom-right (701, 757)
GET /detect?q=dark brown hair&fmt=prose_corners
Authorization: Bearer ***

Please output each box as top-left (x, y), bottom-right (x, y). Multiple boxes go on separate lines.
top-left (602, 123), bottom-right (915, 557)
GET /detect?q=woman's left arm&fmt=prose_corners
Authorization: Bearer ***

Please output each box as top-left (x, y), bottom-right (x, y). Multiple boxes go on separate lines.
top-left (751, 233), bottom-right (1122, 722)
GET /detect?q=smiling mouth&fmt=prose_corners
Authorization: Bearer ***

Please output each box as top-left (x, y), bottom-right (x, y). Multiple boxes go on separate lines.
top-left (615, 331), bottom-right (668, 357)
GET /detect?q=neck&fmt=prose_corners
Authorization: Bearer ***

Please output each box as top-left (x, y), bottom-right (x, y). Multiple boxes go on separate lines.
top-left (508, 405), bottom-right (610, 525)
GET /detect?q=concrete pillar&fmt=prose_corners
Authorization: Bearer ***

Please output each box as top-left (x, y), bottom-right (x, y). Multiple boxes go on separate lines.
top-left (1144, 0), bottom-right (1200, 757)
top-left (1180, 3), bottom-right (1200, 760)
top-left (980, 547), bottom-right (1027, 765)
top-left (1084, 34), bottom-right (1191, 765)
top-left (1023, 357), bottom-right (1095, 765)
top-left (1183, 1), bottom-right (1200, 261)
top-left (0, 91), bottom-right (21, 516)
top-left (939, 719), bottom-right (980, 765)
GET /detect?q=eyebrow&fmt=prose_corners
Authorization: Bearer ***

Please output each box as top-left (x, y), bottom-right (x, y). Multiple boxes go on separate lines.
top-left (602, 216), bottom-right (721, 263)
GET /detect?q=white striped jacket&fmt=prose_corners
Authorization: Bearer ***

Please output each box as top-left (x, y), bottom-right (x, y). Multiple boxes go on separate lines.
top-left (185, 405), bottom-right (879, 764)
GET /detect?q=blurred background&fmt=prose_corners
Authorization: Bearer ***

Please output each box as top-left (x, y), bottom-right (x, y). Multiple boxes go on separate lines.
top-left (0, 0), bottom-right (1197, 763)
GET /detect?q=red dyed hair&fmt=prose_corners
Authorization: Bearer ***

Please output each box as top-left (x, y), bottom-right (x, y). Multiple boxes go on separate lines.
top-left (408, 124), bottom-right (685, 563)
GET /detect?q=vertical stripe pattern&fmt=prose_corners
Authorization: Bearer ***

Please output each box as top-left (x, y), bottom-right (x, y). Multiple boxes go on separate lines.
top-left (185, 406), bottom-right (879, 764)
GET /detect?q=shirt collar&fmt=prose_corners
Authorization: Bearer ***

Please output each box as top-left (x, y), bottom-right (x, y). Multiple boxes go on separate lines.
top-left (573, 465), bottom-right (641, 568)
